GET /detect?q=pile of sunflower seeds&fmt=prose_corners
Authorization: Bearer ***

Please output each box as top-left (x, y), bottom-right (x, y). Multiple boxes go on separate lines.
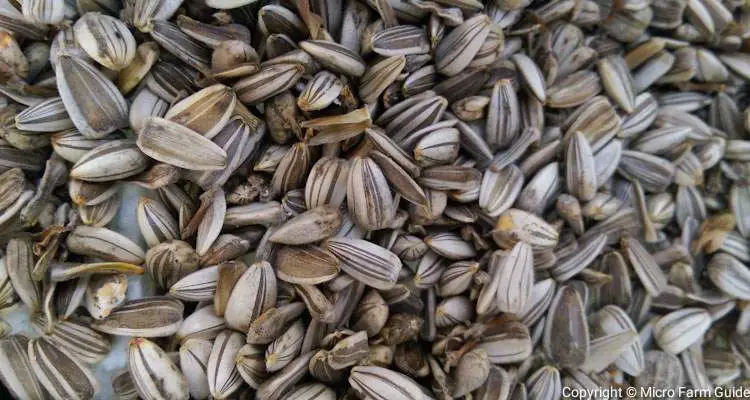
top-left (0, 0), bottom-right (749, 398)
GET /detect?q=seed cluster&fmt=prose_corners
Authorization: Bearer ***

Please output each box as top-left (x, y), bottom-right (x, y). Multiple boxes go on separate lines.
top-left (0, 0), bottom-right (748, 399)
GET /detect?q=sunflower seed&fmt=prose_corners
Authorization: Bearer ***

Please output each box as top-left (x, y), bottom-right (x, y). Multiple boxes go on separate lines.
top-left (479, 165), bottom-right (523, 217)
top-left (6, 237), bottom-right (41, 311)
top-left (485, 79), bottom-right (520, 151)
top-left (179, 338), bottom-right (212, 399)
top-left (622, 236), bottom-right (669, 297)
top-left (351, 289), bottom-right (389, 337)
top-left (325, 237), bottom-right (401, 289)
top-left (543, 284), bottom-right (589, 368)
top-left (0, 335), bottom-right (45, 400)
top-left (707, 252), bottom-right (750, 300)
top-left (0, 260), bottom-right (18, 313)
top-left (21, 0), bottom-right (64, 24)
top-left (118, 42), bottom-right (160, 95)
top-left (492, 241), bottom-right (533, 314)
top-left (513, 54), bottom-right (546, 103)
top-left (517, 162), bottom-right (560, 215)
top-left (327, 330), bottom-right (370, 369)
top-left (256, 351), bottom-right (315, 400)
top-left (28, 336), bottom-right (100, 400)
top-left (566, 131), bottom-right (597, 201)
top-left (414, 250), bottom-right (445, 289)
top-left (660, 47), bottom-right (697, 84)
top-left (246, 302), bottom-right (306, 345)
top-left (266, 319), bottom-right (305, 372)
top-left (489, 127), bottom-right (540, 171)
top-left (234, 63), bottom-right (306, 105)
top-left (80, 195), bottom-right (120, 227)
top-left (144, 240), bottom-right (200, 290)
top-left (286, 382), bottom-right (336, 400)
top-left (550, 234), bottom-right (606, 282)
top-left (32, 316), bottom-right (111, 364)
top-left (546, 71), bottom-right (602, 108)
top-left (380, 93), bottom-right (447, 143)
top-left (91, 296), bottom-right (184, 337)
top-left (15, 97), bottom-right (74, 133)
top-left (492, 209), bottom-right (559, 250)
top-left (435, 14), bottom-right (490, 76)
top-left (164, 84), bottom-right (236, 139)
top-left (151, 20), bottom-right (210, 73)
top-left (654, 308), bottom-right (711, 355)
top-left (347, 157), bottom-right (395, 231)
top-left (618, 150), bottom-right (676, 193)
top-left (175, 305), bottom-right (225, 342)
top-left (128, 88), bottom-right (169, 132)
top-left (590, 305), bottom-right (644, 375)
top-left (478, 317), bottom-right (533, 364)
top-left (75, 12), bottom-right (137, 71)
top-left (212, 261), bottom-right (247, 318)
top-left (70, 139), bottom-right (149, 182)
top-left (425, 232), bottom-right (476, 260)
top-left (66, 225), bottom-right (145, 264)
top-left (581, 330), bottom-right (638, 373)
top-left (300, 40), bottom-right (366, 77)
top-left (526, 365), bottom-right (562, 400)
top-left (438, 260), bottom-right (478, 297)
top-left (298, 71), bottom-right (343, 112)
top-left (360, 56), bottom-right (406, 105)
top-left (128, 337), bottom-right (189, 400)
top-left (349, 365), bottom-right (428, 400)
top-left (207, 330), bottom-right (244, 399)
top-left (598, 55), bottom-right (635, 113)
top-left (56, 55), bottom-right (129, 139)
top-left (419, 165), bottom-right (481, 192)
top-left (137, 117), bottom-right (227, 171)
top-left (136, 197), bottom-right (178, 248)
top-left (236, 343), bottom-right (269, 389)
top-left (271, 205), bottom-right (342, 245)
top-left (372, 25), bottom-right (430, 56)
top-left (225, 261), bottom-right (277, 332)
top-left (303, 107), bottom-right (372, 145)
top-left (48, 261), bottom-right (144, 283)
top-left (168, 265), bottom-right (219, 301)
top-left (453, 348), bottom-right (490, 397)
top-left (304, 157), bottom-right (350, 210)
